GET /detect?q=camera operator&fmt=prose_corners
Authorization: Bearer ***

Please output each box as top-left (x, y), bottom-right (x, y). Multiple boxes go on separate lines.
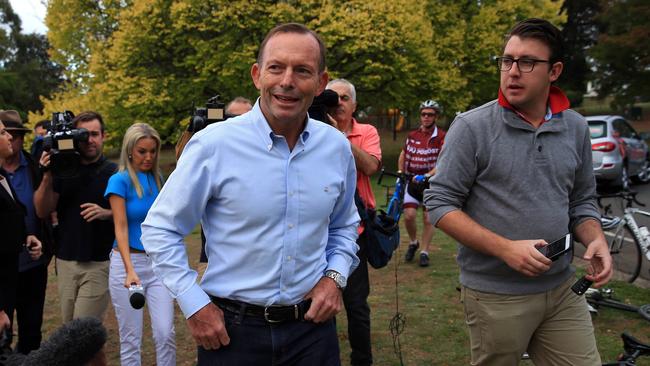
top-left (34, 111), bottom-right (117, 323)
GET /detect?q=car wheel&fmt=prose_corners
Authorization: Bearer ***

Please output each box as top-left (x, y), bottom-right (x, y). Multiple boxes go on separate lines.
top-left (621, 165), bottom-right (631, 191)
top-left (633, 159), bottom-right (650, 184)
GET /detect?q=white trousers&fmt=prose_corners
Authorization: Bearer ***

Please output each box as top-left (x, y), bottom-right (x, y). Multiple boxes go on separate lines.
top-left (109, 251), bottom-right (176, 366)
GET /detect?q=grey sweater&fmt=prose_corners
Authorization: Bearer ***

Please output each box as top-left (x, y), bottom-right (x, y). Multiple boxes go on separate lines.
top-left (425, 100), bottom-right (600, 294)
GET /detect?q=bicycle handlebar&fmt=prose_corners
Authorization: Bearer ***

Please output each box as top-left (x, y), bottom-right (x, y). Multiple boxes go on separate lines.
top-left (377, 169), bottom-right (413, 186)
top-left (596, 190), bottom-right (646, 208)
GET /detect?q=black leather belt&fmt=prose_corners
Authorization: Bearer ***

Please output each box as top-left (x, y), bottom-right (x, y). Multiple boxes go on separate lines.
top-left (210, 297), bottom-right (311, 323)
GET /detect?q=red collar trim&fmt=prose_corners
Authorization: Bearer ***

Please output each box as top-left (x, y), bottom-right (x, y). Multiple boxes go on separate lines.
top-left (498, 85), bottom-right (570, 115)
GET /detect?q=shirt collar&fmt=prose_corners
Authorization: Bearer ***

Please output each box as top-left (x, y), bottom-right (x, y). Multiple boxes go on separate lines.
top-left (498, 85), bottom-right (570, 123)
top-left (429, 125), bottom-right (438, 140)
top-left (251, 98), bottom-right (312, 151)
top-left (346, 118), bottom-right (362, 137)
top-left (19, 150), bottom-right (28, 168)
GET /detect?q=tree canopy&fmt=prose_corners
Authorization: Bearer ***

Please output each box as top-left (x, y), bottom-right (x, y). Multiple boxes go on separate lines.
top-left (0, 0), bottom-right (62, 119)
top-left (590, 0), bottom-right (650, 109)
top-left (37, 0), bottom-right (563, 145)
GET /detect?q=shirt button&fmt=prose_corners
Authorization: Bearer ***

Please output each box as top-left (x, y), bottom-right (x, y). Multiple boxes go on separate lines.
top-left (289, 191), bottom-right (294, 197)
top-left (287, 256), bottom-right (292, 261)
top-left (288, 224), bottom-right (294, 229)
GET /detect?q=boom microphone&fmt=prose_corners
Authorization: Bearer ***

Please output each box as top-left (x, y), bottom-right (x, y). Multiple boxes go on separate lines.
top-left (21, 317), bottom-right (107, 366)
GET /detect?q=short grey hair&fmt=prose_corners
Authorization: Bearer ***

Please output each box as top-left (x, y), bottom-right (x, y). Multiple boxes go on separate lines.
top-left (327, 78), bottom-right (356, 103)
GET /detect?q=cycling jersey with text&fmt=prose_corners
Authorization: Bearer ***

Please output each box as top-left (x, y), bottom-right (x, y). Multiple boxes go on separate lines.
top-left (402, 126), bottom-right (446, 175)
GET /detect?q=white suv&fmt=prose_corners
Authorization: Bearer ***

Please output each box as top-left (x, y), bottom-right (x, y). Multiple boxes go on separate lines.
top-left (588, 115), bottom-right (650, 190)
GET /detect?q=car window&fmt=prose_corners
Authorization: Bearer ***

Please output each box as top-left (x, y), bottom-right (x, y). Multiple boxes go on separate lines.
top-left (613, 119), bottom-right (634, 138)
top-left (622, 120), bottom-right (639, 139)
top-left (588, 121), bottom-right (607, 138)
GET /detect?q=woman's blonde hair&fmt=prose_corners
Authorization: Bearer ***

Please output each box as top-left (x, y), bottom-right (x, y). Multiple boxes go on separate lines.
top-left (119, 123), bottom-right (163, 198)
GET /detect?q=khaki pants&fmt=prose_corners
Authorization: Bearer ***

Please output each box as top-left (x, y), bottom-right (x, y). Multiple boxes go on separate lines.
top-left (460, 278), bottom-right (601, 366)
top-left (56, 258), bottom-right (109, 323)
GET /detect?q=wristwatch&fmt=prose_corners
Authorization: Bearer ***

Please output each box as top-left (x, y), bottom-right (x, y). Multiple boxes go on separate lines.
top-left (324, 270), bottom-right (347, 290)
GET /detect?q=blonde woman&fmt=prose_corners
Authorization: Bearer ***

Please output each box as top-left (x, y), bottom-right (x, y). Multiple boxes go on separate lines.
top-left (105, 123), bottom-right (175, 365)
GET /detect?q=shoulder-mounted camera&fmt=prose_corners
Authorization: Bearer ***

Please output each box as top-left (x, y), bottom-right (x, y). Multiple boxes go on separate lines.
top-left (42, 111), bottom-right (89, 179)
top-left (188, 95), bottom-right (236, 133)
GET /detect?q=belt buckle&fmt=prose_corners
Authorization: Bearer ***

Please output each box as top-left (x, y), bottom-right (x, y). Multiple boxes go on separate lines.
top-left (264, 307), bottom-right (283, 323)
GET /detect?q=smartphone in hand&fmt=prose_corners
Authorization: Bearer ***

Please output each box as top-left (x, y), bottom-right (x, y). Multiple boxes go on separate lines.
top-left (539, 233), bottom-right (572, 261)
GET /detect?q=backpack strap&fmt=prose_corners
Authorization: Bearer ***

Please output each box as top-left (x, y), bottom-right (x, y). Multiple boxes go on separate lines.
top-left (354, 190), bottom-right (370, 223)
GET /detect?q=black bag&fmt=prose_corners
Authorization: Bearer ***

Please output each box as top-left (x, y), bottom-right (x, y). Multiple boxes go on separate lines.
top-left (354, 192), bottom-right (400, 269)
top-left (406, 180), bottom-right (428, 202)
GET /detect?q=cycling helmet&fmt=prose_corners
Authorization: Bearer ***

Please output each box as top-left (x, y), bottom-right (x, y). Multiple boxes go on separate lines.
top-left (420, 99), bottom-right (441, 112)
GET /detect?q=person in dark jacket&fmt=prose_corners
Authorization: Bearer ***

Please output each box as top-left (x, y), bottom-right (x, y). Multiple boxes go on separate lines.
top-left (0, 119), bottom-right (42, 349)
top-left (0, 110), bottom-right (52, 354)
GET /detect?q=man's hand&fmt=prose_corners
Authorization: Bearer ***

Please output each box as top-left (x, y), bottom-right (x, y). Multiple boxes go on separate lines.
top-left (499, 239), bottom-right (552, 277)
top-left (38, 151), bottom-right (52, 173)
top-left (187, 303), bottom-right (230, 350)
top-left (303, 276), bottom-right (342, 323)
top-left (582, 237), bottom-right (613, 288)
top-left (80, 203), bottom-right (112, 222)
top-left (25, 235), bottom-right (42, 260)
top-left (327, 114), bottom-right (339, 129)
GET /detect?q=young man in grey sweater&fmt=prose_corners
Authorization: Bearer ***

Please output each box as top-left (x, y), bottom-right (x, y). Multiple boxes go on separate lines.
top-left (425, 18), bottom-right (612, 365)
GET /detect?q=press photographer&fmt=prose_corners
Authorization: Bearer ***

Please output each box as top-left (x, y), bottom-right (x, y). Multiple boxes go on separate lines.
top-left (308, 89), bottom-right (339, 124)
top-left (34, 111), bottom-right (117, 324)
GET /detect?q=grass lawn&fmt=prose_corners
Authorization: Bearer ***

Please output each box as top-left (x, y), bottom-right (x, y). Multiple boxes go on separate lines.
top-left (35, 129), bottom-right (650, 365)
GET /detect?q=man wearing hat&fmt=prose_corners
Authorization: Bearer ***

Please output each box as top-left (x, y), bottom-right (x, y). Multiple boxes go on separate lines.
top-left (0, 110), bottom-right (52, 354)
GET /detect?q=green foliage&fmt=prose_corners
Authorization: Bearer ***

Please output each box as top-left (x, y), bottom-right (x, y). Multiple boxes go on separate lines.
top-left (0, 1), bottom-right (62, 120)
top-left (590, 0), bottom-right (650, 109)
top-left (41, 0), bottom-right (565, 145)
top-left (557, 0), bottom-right (600, 107)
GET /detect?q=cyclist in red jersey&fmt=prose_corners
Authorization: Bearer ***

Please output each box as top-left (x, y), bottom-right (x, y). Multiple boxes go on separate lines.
top-left (398, 100), bottom-right (445, 267)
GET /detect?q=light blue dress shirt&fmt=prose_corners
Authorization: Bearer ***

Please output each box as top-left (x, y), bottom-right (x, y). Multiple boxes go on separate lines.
top-left (142, 101), bottom-right (360, 318)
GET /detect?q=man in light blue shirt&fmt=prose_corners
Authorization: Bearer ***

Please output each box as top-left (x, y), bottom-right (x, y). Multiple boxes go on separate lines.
top-left (142, 23), bottom-right (360, 365)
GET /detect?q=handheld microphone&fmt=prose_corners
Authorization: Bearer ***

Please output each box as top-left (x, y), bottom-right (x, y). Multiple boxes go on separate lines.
top-left (129, 283), bottom-right (145, 309)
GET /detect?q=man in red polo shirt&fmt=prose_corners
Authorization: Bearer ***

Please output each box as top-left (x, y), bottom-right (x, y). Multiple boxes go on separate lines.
top-left (327, 78), bottom-right (381, 366)
top-left (398, 100), bottom-right (445, 267)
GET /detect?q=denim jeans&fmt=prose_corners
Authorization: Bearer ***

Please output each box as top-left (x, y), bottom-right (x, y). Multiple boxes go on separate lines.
top-left (197, 307), bottom-right (340, 366)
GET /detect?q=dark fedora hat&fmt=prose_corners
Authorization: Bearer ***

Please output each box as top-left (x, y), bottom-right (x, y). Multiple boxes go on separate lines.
top-left (0, 110), bottom-right (31, 133)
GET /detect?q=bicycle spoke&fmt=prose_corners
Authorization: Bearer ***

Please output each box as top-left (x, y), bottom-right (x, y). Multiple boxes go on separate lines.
top-left (607, 225), bottom-right (642, 283)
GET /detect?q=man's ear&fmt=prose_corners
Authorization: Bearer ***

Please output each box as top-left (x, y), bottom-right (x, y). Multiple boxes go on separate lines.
top-left (549, 61), bottom-right (563, 83)
top-left (316, 70), bottom-right (329, 95)
top-left (251, 63), bottom-right (261, 90)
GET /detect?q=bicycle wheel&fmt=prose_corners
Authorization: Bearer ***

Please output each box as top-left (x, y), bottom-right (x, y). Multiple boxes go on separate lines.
top-left (607, 224), bottom-right (642, 283)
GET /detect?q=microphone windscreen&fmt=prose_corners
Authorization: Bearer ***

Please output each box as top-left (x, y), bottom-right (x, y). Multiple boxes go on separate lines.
top-left (22, 317), bottom-right (107, 366)
top-left (130, 292), bottom-right (146, 309)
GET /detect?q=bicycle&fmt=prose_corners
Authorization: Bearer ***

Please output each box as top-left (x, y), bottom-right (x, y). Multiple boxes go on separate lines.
top-left (375, 169), bottom-right (415, 366)
top-left (585, 287), bottom-right (650, 322)
top-left (597, 190), bottom-right (650, 283)
top-left (377, 169), bottom-right (413, 222)
top-left (603, 332), bottom-right (650, 365)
